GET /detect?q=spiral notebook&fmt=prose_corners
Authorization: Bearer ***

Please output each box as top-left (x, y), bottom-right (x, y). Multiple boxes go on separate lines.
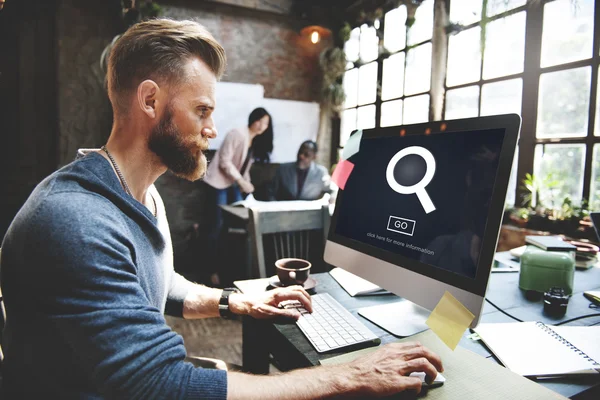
top-left (474, 322), bottom-right (600, 377)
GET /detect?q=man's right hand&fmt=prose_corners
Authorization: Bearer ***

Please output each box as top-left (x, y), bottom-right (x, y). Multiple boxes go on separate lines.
top-left (227, 341), bottom-right (443, 399)
top-left (237, 178), bottom-right (255, 194)
top-left (342, 341), bottom-right (444, 397)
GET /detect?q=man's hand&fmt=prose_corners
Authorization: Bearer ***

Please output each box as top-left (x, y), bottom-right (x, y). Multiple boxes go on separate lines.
top-left (229, 286), bottom-right (312, 320)
top-left (237, 178), bottom-right (255, 194)
top-left (342, 341), bottom-right (444, 396)
top-left (227, 340), bottom-right (443, 399)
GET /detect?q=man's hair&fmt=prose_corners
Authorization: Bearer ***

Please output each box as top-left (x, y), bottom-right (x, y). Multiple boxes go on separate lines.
top-left (300, 140), bottom-right (318, 153)
top-left (107, 18), bottom-right (226, 111)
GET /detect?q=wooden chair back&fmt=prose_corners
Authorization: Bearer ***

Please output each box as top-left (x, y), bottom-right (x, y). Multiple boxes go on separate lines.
top-left (248, 205), bottom-right (331, 278)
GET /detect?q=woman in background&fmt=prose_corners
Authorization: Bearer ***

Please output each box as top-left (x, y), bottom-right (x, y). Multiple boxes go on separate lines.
top-left (203, 107), bottom-right (273, 283)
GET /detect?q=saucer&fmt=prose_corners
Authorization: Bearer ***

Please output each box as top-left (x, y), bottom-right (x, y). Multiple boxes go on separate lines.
top-left (268, 275), bottom-right (317, 291)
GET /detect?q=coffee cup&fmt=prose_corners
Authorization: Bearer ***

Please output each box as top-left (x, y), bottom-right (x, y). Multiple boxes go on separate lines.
top-left (275, 258), bottom-right (311, 286)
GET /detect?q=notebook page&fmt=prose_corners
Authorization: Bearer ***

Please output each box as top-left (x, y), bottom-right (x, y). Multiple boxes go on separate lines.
top-left (475, 322), bottom-right (597, 376)
top-left (551, 326), bottom-right (600, 366)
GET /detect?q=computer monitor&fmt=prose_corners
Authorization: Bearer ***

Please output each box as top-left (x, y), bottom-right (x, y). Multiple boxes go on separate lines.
top-left (324, 114), bottom-right (521, 335)
top-left (589, 212), bottom-right (600, 242)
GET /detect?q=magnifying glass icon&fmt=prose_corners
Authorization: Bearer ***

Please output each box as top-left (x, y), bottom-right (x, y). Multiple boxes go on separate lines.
top-left (386, 146), bottom-right (437, 214)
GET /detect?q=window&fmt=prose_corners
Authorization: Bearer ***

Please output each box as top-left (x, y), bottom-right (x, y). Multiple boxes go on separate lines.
top-left (445, 1), bottom-right (526, 206)
top-left (532, 0), bottom-right (597, 209)
top-left (340, 0), bottom-right (435, 148)
top-left (381, 0), bottom-right (433, 127)
top-left (340, 25), bottom-right (380, 147)
top-left (338, 0), bottom-right (599, 211)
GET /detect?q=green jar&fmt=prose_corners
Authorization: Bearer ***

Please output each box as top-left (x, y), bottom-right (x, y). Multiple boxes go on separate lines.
top-left (518, 245), bottom-right (575, 294)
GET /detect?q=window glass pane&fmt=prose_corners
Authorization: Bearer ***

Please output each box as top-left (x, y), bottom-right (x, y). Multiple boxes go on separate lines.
top-left (541, 0), bottom-right (594, 67)
top-left (483, 12), bottom-right (526, 80)
top-left (533, 144), bottom-right (585, 206)
top-left (405, 43), bottom-right (431, 96)
top-left (537, 67), bottom-right (591, 138)
top-left (344, 27), bottom-right (360, 63)
top-left (384, 5), bottom-right (407, 53)
top-left (596, 66), bottom-right (600, 137)
top-left (449, 0), bottom-right (482, 26)
top-left (407, 0), bottom-right (434, 45)
top-left (590, 144), bottom-right (600, 210)
top-left (340, 108), bottom-right (357, 147)
top-left (487, 0), bottom-right (526, 17)
top-left (446, 27), bottom-right (481, 87)
top-left (481, 78), bottom-right (522, 116)
top-left (382, 52), bottom-right (405, 101)
top-left (360, 25), bottom-right (379, 63)
top-left (445, 85), bottom-right (479, 120)
top-left (357, 105), bottom-right (376, 130)
top-left (506, 148), bottom-right (519, 207)
top-left (357, 62), bottom-right (378, 106)
top-left (343, 68), bottom-right (358, 108)
top-left (381, 99), bottom-right (403, 127)
top-left (403, 94), bottom-right (429, 124)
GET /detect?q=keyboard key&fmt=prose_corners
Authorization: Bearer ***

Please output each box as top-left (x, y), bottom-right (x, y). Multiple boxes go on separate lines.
top-left (295, 293), bottom-right (380, 353)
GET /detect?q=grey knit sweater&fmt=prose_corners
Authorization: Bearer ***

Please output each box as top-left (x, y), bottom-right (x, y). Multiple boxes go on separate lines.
top-left (0, 151), bottom-right (227, 399)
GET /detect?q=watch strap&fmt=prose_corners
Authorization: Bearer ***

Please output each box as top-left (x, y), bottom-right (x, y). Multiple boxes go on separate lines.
top-left (218, 288), bottom-right (239, 319)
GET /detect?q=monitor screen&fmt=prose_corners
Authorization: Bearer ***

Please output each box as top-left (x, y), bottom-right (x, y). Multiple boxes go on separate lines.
top-left (326, 115), bottom-right (520, 326)
top-left (334, 128), bottom-right (506, 281)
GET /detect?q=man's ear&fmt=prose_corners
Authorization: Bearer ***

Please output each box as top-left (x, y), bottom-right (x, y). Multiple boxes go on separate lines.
top-left (137, 80), bottom-right (160, 119)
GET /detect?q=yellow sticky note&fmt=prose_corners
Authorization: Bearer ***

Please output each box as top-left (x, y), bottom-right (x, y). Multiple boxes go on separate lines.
top-left (426, 291), bottom-right (475, 351)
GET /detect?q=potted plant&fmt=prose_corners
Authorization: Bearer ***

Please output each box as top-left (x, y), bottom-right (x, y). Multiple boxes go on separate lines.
top-left (501, 173), bottom-right (595, 248)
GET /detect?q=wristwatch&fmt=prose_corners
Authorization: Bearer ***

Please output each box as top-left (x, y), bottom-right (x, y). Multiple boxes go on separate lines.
top-left (218, 288), bottom-right (240, 319)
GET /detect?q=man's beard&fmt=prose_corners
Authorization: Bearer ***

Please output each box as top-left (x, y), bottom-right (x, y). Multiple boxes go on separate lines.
top-left (148, 108), bottom-right (207, 181)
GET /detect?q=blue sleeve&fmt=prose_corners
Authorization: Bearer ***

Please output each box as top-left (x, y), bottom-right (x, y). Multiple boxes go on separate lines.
top-left (28, 192), bottom-right (227, 399)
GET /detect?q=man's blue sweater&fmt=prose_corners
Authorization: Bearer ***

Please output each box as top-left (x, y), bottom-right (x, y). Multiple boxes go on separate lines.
top-left (0, 151), bottom-right (227, 399)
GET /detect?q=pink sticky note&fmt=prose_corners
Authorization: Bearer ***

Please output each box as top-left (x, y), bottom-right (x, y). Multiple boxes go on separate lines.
top-left (331, 159), bottom-right (354, 190)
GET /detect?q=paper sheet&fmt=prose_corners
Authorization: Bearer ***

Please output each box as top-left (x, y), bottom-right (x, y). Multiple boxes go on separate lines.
top-left (551, 326), bottom-right (600, 365)
top-left (341, 129), bottom-right (362, 160)
top-left (331, 159), bottom-right (354, 190)
top-left (230, 194), bottom-right (328, 212)
top-left (426, 291), bottom-right (475, 351)
top-left (475, 323), bottom-right (600, 377)
top-left (329, 267), bottom-right (389, 296)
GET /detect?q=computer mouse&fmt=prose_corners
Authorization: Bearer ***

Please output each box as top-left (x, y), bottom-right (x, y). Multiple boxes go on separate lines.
top-left (409, 371), bottom-right (445, 388)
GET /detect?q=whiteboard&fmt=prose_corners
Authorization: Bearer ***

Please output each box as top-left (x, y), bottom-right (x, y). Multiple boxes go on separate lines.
top-left (260, 98), bottom-right (320, 163)
top-left (211, 82), bottom-right (320, 164)
top-left (211, 82), bottom-right (264, 149)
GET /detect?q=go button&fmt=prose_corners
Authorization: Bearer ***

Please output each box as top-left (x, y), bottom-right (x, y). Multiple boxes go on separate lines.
top-left (387, 216), bottom-right (416, 236)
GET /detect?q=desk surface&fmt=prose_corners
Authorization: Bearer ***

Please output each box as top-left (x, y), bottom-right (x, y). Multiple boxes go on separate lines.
top-left (237, 268), bottom-right (600, 399)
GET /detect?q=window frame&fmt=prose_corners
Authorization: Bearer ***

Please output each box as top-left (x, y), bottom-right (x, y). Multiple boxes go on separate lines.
top-left (516, 0), bottom-right (599, 207)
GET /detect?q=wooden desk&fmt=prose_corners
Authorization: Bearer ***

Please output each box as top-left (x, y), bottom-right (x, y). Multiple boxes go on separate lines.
top-left (237, 268), bottom-right (600, 399)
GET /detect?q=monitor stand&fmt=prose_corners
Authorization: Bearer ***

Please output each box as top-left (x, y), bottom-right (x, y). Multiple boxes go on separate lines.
top-left (358, 300), bottom-right (430, 337)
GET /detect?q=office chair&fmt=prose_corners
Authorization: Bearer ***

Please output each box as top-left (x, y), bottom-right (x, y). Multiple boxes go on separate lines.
top-left (248, 205), bottom-right (331, 278)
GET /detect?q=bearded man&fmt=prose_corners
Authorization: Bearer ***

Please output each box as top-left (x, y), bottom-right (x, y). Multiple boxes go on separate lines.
top-left (0, 18), bottom-right (442, 399)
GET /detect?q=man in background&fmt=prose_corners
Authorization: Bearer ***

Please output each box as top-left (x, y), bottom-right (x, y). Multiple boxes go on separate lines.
top-left (270, 140), bottom-right (332, 201)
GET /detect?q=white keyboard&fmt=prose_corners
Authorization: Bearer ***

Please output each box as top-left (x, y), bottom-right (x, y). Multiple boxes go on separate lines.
top-left (286, 293), bottom-right (380, 353)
